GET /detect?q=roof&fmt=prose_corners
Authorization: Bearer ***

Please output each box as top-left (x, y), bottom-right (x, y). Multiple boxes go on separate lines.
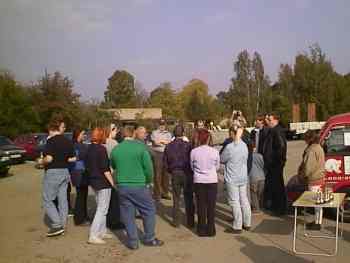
top-left (320, 112), bottom-right (350, 142)
top-left (105, 108), bottom-right (162, 121)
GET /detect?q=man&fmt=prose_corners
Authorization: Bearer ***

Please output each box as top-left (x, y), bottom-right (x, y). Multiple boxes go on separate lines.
top-left (41, 118), bottom-right (75, 237)
top-left (135, 125), bottom-right (147, 143)
top-left (250, 114), bottom-right (265, 152)
top-left (163, 125), bottom-right (195, 228)
top-left (110, 126), bottom-right (164, 250)
top-left (257, 114), bottom-right (271, 155)
top-left (262, 113), bottom-right (287, 216)
top-left (151, 119), bottom-right (172, 200)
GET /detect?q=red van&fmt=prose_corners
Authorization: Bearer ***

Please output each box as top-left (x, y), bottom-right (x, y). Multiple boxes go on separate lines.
top-left (320, 112), bottom-right (350, 194)
top-left (287, 112), bottom-right (350, 218)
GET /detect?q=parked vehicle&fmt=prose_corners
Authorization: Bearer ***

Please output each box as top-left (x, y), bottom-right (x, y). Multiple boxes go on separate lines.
top-left (14, 133), bottom-right (48, 160)
top-left (287, 112), bottom-right (350, 220)
top-left (288, 121), bottom-right (326, 140)
top-left (0, 136), bottom-right (26, 164)
top-left (0, 149), bottom-right (11, 176)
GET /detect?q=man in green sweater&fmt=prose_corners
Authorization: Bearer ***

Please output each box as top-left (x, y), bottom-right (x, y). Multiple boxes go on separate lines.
top-left (110, 125), bottom-right (164, 250)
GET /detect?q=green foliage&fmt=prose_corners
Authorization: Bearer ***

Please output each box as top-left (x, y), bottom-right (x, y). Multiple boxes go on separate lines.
top-left (147, 82), bottom-right (180, 119)
top-left (103, 70), bottom-right (137, 108)
top-left (0, 72), bottom-right (41, 138)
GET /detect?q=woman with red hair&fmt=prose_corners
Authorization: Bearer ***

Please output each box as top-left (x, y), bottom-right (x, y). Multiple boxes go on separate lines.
top-left (190, 129), bottom-right (220, 237)
top-left (85, 128), bottom-right (115, 244)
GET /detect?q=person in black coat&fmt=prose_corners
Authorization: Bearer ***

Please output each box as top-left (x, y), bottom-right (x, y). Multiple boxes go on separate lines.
top-left (262, 113), bottom-right (287, 216)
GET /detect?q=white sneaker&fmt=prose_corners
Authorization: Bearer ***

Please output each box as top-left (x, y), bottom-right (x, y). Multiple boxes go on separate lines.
top-left (101, 233), bottom-right (114, 239)
top-left (88, 237), bottom-right (106, 245)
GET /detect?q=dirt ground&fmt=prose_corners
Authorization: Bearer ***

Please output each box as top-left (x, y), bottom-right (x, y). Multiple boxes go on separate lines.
top-left (1, 141), bottom-right (350, 263)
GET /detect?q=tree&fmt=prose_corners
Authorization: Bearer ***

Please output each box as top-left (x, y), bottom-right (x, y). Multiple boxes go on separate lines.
top-left (32, 71), bottom-right (81, 129)
top-left (0, 71), bottom-right (41, 138)
top-left (185, 89), bottom-right (210, 121)
top-left (179, 79), bottom-right (214, 121)
top-left (148, 82), bottom-right (180, 119)
top-left (103, 70), bottom-right (137, 108)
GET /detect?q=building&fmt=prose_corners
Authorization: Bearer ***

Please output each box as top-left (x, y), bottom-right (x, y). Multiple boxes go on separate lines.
top-left (104, 108), bottom-right (162, 122)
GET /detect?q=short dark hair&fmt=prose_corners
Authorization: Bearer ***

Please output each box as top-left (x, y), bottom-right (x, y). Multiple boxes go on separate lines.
top-left (47, 119), bottom-right (61, 132)
top-left (269, 112), bottom-right (280, 121)
top-left (304, 130), bottom-right (319, 145)
top-left (173, 125), bottom-right (184, 138)
top-left (123, 125), bottom-right (135, 137)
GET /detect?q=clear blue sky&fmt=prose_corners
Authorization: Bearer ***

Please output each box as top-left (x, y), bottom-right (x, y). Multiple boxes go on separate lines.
top-left (1, 0), bottom-right (349, 100)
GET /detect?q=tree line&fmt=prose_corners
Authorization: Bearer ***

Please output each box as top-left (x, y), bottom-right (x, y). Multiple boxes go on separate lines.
top-left (1, 43), bottom-right (350, 138)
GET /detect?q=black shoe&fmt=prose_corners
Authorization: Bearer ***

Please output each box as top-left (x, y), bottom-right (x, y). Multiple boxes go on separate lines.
top-left (143, 238), bottom-right (164, 247)
top-left (161, 194), bottom-right (171, 200)
top-left (243, 226), bottom-right (251, 231)
top-left (47, 227), bottom-right (64, 237)
top-left (224, 228), bottom-right (242, 234)
top-left (306, 222), bottom-right (321, 231)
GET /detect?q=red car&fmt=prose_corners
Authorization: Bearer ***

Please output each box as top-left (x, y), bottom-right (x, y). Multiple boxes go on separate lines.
top-left (14, 133), bottom-right (48, 160)
top-left (287, 112), bottom-right (350, 219)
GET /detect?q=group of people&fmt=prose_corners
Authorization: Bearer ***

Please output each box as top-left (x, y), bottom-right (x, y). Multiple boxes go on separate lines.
top-left (40, 111), bottom-right (325, 250)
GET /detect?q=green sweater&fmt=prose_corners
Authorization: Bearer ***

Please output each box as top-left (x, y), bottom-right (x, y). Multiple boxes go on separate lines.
top-left (110, 139), bottom-right (153, 186)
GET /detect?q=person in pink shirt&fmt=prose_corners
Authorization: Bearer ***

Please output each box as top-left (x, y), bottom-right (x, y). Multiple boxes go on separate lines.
top-left (190, 129), bottom-right (220, 237)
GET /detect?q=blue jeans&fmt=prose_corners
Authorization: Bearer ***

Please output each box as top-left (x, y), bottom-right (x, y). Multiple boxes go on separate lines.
top-left (118, 186), bottom-right (156, 247)
top-left (42, 168), bottom-right (70, 228)
top-left (89, 188), bottom-right (111, 239)
top-left (226, 183), bottom-right (251, 230)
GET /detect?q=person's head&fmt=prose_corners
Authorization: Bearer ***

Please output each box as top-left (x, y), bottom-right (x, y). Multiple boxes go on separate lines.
top-left (123, 125), bottom-right (135, 138)
top-left (158, 119), bottom-right (166, 131)
top-left (229, 124), bottom-right (244, 140)
top-left (304, 130), bottom-right (320, 145)
top-left (196, 120), bottom-right (205, 129)
top-left (72, 128), bottom-right (85, 143)
top-left (173, 125), bottom-right (184, 138)
top-left (105, 124), bottom-right (118, 140)
top-left (91, 127), bottom-right (106, 144)
top-left (47, 119), bottom-right (61, 133)
top-left (197, 129), bottom-right (210, 146)
top-left (268, 113), bottom-right (280, 128)
top-left (58, 121), bottom-right (66, 134)
top-left (135, 126), bottom-right (147, 141)
top-left (255, 114), bottom-right (265, 129)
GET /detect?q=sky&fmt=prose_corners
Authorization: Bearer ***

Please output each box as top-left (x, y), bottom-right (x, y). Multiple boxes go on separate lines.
top-left (0, 0), bottom-right (349, 100)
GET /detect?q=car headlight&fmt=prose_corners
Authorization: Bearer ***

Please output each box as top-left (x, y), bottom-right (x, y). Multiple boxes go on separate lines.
top-left (4, 151), bottom-right (10, 155)
top-left (1, 156), bottom-right (10, 162)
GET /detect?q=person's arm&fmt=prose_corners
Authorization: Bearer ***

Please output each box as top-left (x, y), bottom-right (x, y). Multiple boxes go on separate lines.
top-left (190, 150), bottom-right (195, 171)
top-left (99, 147), bottom-right (114, 186)
top-left (273, 130), bottom-right (286, 166)
top-left (163, 146), bottom-right (169, 173)
top-left (303, 149), bottom-right (318, 181)
top-left (220, 144), bottom-right (231, 164)
top-left (142, 149), bottom-right (154, 184)
top-left (215, 150), bottom-right (221, 171)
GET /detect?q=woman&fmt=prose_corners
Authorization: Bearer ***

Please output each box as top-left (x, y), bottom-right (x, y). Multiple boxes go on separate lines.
top-left (69, 128), bottom-right (89, 226)
top-left (86, 128), bottom-right (114, 244)
top-left (190, 129), bottom-right (220, 237)
top-left (297, 129), bottom-right (325, 230)
top-left (221, 124), bottom-right (251, 234)
top-left (104, 124), bottom-right (118, 158)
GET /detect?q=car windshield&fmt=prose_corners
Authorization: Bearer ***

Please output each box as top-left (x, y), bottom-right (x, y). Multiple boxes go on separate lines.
top-left (324, 126), bottom-right (350, 154)
top-left (0, 136), bottom-right (14, 146)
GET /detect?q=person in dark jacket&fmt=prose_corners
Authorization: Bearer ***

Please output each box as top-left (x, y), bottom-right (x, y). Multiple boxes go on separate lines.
top-left (262, 113), bottom-right (287, 216)
top-left (163, 125), bottom-right (195, 228)
top-left (86, 128), bottom-right (114, 245)
top-left (70, 128), bottom-right (89, 226)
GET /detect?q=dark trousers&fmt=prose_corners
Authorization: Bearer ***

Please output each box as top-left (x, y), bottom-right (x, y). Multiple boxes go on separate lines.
top-left (119, 186), bottom-right (156, 248)
top-left (107, 188), bottom-right (124, 229)
top-left (153, 151), bottom-right (169, 198)
top-left (73, 185), bottom-right (89, 225)
top-left (171, 171), bottom-right (195, 227)
top-left (265, 166), bottom-right (287, 215)
top-left (194, 183), bottom-right (217, 236)
top-left (67, 183), bottom-right (72, 211)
